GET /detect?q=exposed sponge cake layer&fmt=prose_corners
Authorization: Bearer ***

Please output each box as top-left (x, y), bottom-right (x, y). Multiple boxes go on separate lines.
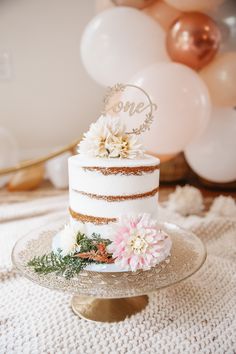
top-left (68, 154), bottom-right (160, 238)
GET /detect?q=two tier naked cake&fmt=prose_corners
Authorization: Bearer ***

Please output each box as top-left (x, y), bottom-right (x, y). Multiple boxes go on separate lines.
top-left (52, 115), bottom-right (171, 273)
top-left (68, 154), bottom-right (160, 238)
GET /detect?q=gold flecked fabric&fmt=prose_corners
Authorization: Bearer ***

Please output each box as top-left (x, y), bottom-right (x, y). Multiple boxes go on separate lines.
top-left (0, 190), bottom-right (235, 353)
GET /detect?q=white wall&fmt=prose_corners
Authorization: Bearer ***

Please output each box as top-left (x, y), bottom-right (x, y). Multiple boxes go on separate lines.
top-left (0, 0), bottom-right (104, 159)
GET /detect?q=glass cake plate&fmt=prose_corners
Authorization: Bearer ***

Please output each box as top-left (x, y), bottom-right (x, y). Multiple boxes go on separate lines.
top-left (12, 221), bottom-right (207, 323)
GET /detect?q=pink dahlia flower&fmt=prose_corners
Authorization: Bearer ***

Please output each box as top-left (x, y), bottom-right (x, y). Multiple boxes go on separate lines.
top-left (108, 214), bottom-right (172, 272)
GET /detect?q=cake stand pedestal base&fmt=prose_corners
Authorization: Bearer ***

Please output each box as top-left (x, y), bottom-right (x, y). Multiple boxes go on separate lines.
top-left (71, 295), bottom-right (149, 323)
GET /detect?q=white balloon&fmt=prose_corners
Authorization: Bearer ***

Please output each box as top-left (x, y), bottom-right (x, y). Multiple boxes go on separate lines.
top-left (122, 62), bottom-right (211, 154)
top-left (0, 127), bottom-right (19, 188)
top-left (80, 7), bottom-right (168, 86)
top-left (46, 152), bottom-right (71, 189)
top-left (184, 107), bottom-right (236, 183)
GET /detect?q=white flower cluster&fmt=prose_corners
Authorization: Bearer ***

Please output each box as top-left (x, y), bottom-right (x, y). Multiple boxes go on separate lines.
top-left (209, 196), bottom-right (236, 218)
top-left (167, 185), bottom-right (204, 216)
top-left (53, 223), bottom-right (85, 256)
top-left (78, 115), bottom-right (144, 159)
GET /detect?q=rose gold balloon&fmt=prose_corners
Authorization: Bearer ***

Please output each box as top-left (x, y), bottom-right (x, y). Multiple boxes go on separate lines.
top-left (166, 12), bottom-right (221, 70)
top-left (144, 1), bottom-right (182, 30)
top-left (111, 0), bottom-right (156, 9)
top-left (200, 52), bottom-right (236, 107)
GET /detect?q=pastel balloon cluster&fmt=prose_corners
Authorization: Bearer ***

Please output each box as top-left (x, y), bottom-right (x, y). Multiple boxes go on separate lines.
top-left (81, 0), bottom-right (236, 183)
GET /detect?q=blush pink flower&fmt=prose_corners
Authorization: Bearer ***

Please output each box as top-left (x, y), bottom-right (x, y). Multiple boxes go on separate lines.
top-left (108, 214), bottom-right (172, 272)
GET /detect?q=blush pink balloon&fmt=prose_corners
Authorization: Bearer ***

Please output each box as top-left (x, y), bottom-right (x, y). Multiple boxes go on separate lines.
top-left (144, 1), bottom-right (182, 30)
top-left (164, 0), bottom-right (225, 12)
top-left (112, 0), bottom-right (156, 9)
top-left (200, 52), bottom-right (236, 107)
top-left (122, 62), bottom-right (211, 155)
top-left (95, 0), bottom-right (115, 13)
top-left (185, 107), bottom-right (236, 183)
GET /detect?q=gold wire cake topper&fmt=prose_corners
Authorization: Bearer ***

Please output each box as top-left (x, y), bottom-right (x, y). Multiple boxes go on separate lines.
top-left (102, 83), bottom-right (157, 136)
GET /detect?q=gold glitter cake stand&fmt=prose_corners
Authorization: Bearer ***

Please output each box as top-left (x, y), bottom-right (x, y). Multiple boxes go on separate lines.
top-left (12, 222), bottom-right (207, 323)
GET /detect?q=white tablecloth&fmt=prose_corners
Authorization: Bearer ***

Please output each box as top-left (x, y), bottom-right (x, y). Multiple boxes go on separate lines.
top-left (0, 191), bottom-right (235, 353)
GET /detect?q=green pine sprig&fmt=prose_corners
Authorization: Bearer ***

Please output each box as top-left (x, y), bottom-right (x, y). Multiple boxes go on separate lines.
top-left (27, 252), bottom-right (88, 279)
top-left (27, 232), bottom-right (112, 279)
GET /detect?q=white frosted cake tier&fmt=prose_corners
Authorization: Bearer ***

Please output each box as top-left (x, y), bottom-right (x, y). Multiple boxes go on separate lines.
top-left (68, 154), bottom-right (160, 238)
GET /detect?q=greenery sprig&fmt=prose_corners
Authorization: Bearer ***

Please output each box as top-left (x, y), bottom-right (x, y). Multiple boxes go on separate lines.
top-left (27, 232), bottom-right (112, 279)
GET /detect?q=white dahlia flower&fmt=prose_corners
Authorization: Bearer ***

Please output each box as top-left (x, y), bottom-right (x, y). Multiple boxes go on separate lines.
top-left (78, 115), bottom-right (144, 159)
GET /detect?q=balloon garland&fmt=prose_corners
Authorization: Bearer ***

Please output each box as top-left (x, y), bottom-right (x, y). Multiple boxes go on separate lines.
top-left (89, 0), bottom-right (236, 183)
top-left (1, 0), bottom-right (235, 188)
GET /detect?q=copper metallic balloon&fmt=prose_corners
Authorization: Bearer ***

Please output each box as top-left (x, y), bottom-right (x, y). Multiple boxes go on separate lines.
top-left (111, 0), bottom-right (156, 9)
top-left (166, 12), bottom-right (221, 70)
